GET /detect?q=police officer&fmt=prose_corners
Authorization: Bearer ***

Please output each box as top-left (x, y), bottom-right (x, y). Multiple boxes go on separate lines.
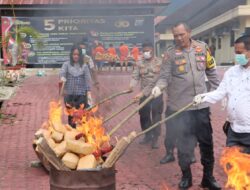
top-left (129, 41), bottom-right (163, 149)
top-left (78, 42), bottom-right (99, 90)
top-left (151, 23), bottom-right (221, 189)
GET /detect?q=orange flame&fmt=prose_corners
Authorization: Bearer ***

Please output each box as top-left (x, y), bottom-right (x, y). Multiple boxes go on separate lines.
top-left (220, 147), bottom-right (250, 190)
top-left (49, 101), bottom-right (63, 124)
top-left (49, 101), bottom-right (110, 152)
top-left (48, 101), bottom-right (65, 133)
top-left (76, 106), bottom-right (110, 150)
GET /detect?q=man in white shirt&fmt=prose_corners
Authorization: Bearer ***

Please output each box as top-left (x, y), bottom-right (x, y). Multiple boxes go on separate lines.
top-left (194, 35), bottom-right (250, 151)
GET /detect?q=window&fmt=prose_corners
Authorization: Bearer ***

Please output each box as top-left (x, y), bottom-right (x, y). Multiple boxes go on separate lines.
top-left (230, 30), bottom-right (235, 47)
top-left (218, 37), bottom-right (221, 49)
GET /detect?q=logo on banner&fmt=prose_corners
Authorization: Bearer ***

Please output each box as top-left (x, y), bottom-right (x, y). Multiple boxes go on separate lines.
top-left (115, 20), bottom-right (130, 28)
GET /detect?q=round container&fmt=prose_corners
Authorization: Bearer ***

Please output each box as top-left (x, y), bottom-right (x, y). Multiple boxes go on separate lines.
top-left (50, 166), bottom-right (116, 190)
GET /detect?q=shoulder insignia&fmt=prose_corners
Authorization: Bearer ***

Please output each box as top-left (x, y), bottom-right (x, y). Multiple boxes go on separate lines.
top-left (196, 40), bottom-right (206, 45)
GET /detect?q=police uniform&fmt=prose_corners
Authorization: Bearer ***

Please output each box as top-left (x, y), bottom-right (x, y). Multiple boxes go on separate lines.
top-left (155, 40), bottom-right (221, 189)
top-left (130, 56), bottom-right (163, 148)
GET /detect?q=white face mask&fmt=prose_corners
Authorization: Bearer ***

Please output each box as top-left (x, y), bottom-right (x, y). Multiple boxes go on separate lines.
top-left (143, 51), bottom-right (152, 59)
top-left (81, 49), bottom-right (86, 55)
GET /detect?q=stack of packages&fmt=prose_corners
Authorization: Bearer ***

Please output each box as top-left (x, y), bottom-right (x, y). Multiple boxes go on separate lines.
top-left (33, 101), bottom-right (111, 171)
top-left (95, 52), bottom-right (119, 62)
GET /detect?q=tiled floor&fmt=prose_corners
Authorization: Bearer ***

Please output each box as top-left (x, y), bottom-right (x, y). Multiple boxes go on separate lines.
top-left (0, 68), bottom-right (228, 190)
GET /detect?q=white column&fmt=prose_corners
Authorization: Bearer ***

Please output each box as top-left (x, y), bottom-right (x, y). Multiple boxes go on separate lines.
top-left (245, 17), bottom-right (250, 27)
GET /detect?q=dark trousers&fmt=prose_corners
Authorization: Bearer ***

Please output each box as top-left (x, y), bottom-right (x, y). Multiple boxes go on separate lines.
top-left (227, 126), bottom-right (250, 153)
top-left (64, 94), bottom-right (88, 128)
top-left (139, 95), bottom-right (163, 140)
top-left (165, 107), bottom-right (214, 171)
top-left (164, 109), bottom-right (197, 154)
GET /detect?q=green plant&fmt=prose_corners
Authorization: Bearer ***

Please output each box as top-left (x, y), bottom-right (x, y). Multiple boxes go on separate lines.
top-left (0, 2), bottom-right (43, 66)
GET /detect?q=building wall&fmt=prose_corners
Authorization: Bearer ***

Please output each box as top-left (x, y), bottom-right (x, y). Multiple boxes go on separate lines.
top-left (214, 16), bottom-right (249, 65)
top-left (158, 1), bottom-right (250, 65)
top-left (215, 35), bottom-right (233, 64)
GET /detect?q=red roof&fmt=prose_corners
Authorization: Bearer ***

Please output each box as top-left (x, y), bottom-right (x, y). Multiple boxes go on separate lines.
top-left (0, 0), bottom-right (169, 5)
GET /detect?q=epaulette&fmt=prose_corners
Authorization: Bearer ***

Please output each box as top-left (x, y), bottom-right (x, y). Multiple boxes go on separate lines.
top-left (192, 40), bottom-right (209, 50)
top-left (195, 40), bottom-right (207, 45)
top-left (166, 45), bottom-right (174, 51)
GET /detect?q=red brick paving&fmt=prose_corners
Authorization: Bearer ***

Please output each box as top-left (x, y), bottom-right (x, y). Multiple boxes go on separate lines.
top-left (0, 68), bottom-right (229, 190)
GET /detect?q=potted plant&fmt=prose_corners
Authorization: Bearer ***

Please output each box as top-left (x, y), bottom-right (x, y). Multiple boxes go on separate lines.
top-left (1, 2), bottom-right (43, 67)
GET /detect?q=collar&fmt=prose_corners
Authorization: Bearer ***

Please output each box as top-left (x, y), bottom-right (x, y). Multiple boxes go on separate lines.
top-left (175, 39), bottom-right (194, 52)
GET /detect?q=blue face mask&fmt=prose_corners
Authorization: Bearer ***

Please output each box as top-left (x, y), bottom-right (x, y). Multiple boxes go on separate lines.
top-left (235, 54), bottom-right (249, 66)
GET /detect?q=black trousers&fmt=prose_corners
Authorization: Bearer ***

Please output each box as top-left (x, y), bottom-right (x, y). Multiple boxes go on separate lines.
top-left (227, 126), bottom-right (250, 153)
top-left (165, 107), bottom-right (214, 171)
top-left (139, 95), bottom-right (163, 140)
top-left (164, 109), bottom-right (197, 153)
top-left (64, 94), bottom-right (89, 128)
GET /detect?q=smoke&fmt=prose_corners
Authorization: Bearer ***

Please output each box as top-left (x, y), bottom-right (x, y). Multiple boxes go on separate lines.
top-left (165, 108), bottom-right (197, 158)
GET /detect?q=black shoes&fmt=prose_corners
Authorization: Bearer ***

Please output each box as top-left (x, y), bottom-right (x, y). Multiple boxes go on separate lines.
top-left (201, 176), bottom-right (221, 190)
top-left (160, 153), bottom-right (175, 164)
top-left (179, 177), bottom-right (192, 190)
top-left (179, 168), bottom-right (192, 189)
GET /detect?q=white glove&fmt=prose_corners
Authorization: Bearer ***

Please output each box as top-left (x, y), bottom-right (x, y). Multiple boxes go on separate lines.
top-left (193, 94), bottom-right (206, 105)
top-left (87, 93), bottom-right (94, 107)
top-left (151, 86), bottom-right (162, 98)
top-left (60, 77), bottom-right (67, 82)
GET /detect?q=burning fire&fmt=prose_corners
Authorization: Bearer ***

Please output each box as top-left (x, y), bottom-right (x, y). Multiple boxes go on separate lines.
top-left (75, 106), bottom-right (110, 150)
top-left (49, 101), bottom-right (110, 155)
top-left (220, 146), bottom-right (250, 190)
top-left (49, 101), bottom-right (63, 127)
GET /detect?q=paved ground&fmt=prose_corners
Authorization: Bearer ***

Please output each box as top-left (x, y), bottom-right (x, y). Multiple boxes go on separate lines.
top-left (0, 68), bottom-right (229, 190)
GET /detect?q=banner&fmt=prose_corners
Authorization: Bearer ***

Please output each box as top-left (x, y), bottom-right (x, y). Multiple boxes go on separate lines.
top-left (1, 16), bottom-right (154, 65)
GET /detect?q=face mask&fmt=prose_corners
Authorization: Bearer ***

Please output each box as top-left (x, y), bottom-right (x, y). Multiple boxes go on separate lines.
top-left (235, 54), bottom-right (249, 66)
top-left (143, 51), bottom-right (152, 59)
top-left (81, 49), bottom-right (86, 55)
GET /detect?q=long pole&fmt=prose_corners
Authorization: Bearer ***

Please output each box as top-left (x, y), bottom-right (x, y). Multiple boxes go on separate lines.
top-left (103, 99), bottom-right (135, 123)
top-left (108, 95), bottom-right (154, 136)
top-left (87, 90), bottom-right (132, 110)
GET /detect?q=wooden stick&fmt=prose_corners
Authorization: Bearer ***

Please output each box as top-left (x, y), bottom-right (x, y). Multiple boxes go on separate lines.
top-left (102, 131), bottom-right (137, 168)
top-left (103, 102), bottom-right (194, 168)
top-left (87, 90), bottom-right (132, 111)
top-left (36, 138), bottom-right (70, 171)
top-left (137, 102), bottom-right (194, 137)
top-left (58, 81), bottom-right (65, 103)
top-left (103, 99), bottom-right (135, 123)
top-left (108, 95), bottom-right (154, 136)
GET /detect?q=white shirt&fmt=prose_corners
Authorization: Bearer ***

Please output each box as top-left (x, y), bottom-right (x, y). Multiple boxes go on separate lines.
top-left (203, 65), bottom-right (250, 133)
